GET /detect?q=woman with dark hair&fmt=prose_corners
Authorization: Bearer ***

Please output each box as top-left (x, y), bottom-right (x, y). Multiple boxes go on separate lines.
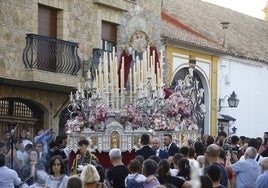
top-left (199, 175), bottom-right (213, 188)
top-left (157, 159), bottom-right (191, 188)
top-left (20, 149), bottom-right (45, 186)
top-left (177, 158), bottom-right (191, 181)
top-left (45, 155), bottom-right (68, 188)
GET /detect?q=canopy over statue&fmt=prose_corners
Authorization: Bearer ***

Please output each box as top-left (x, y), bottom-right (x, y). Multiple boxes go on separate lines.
top-left (117, 6), bottom-right (162, 88)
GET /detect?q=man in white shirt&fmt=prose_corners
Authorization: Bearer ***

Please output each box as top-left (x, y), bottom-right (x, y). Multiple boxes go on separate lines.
top-left (0, 153), bottom-right (21, 187)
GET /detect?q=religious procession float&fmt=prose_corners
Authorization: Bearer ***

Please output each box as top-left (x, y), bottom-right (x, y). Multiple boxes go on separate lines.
top-left (65, 6), bottom-right (204, 154)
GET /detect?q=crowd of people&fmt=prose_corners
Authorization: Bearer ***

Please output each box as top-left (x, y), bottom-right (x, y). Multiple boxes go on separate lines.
top-left (0, 128), bottom-right (268, 188)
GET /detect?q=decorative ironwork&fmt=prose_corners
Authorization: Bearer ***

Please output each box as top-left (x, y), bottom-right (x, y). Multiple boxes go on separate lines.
top-left (23, 34), bottom-right (81, 75)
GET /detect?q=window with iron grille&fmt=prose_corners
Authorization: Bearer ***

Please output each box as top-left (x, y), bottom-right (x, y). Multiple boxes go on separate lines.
top-left (0, 98), bottom-right (43, 138)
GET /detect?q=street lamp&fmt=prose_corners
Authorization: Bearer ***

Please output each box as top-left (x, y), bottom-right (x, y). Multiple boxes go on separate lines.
top-left (218, 91), bottom-right (239, 112)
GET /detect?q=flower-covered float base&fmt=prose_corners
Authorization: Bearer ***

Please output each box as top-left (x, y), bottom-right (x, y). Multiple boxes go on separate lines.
top-left (66, 120), bottom-right (201, 153)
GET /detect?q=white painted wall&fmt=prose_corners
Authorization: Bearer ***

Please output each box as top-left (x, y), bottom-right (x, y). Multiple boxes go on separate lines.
top-left (218, 56), bottom-right (268, 138)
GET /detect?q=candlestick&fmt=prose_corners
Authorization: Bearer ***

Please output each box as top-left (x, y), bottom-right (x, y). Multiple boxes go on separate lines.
top-left (70, 92), bottom-right (73, 102)
top-left (129, 67), bottom-right (133, 102)
top-left (121, 57), bottom-right (125, 90)
top-left (78, 82), bottom-right (81, 93)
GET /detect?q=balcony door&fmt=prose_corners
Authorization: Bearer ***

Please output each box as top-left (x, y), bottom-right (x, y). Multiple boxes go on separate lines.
top-left (37, 5), bottom-right (58, 71)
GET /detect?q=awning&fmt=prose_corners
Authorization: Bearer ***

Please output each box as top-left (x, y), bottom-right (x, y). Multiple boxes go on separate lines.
top-left (217, 114), bottom-right (236, 122)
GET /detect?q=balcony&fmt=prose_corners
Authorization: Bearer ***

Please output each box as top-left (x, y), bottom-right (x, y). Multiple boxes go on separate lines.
top-left (93, 0), bottom-right (136, 11)
top-left (23, 34), bottom-right (81, 75)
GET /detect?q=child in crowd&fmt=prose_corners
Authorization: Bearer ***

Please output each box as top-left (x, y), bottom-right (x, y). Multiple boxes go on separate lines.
top-left (125, 159), bottom-right (155, 188)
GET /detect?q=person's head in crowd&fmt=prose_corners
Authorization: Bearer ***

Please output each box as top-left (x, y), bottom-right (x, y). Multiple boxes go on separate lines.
top-left (14, 138), bottom-right (24, 151)
top-left (151, 137), bottom-right (161, 150)
top-left (179, 146), bottom-right (189, 157)
top-left (51, 132), bottom-right (56, 142)
top-left (231, 135), bottom-right (239, 146)
top-left (240, 143), bottom-right (248, 156)
top-left (0, 153), bottom-right (6, 167)
top-left (148, 155), bottom-right (161, 164)
top-left (264, 137), bottom-right (268, 147)
top-left (24, 143), bottom-right (33, 153)
top-left (200, 175), bottom-right (213, 188)
top-left (205, 135), bottom-right (215, 146)
top-left (177, 158), bottom-right (191, 180)
top-left (26, 131), bottom-right (32, 141)
top-left (95, 165), bottom-right (105, 182)
top-left (128, 159), bottom-right (141, 174)
top-left (35, 141), bottom-right (44, 153)
top-left (49, 155), bottom-right (65, 175)
top-left (207, 164), bottom-right (222, 186)
top-left (172, 153), bottom-right (184, 169)
top-left (29, 149), bottom-right (39, 163)
top-left (245, 146), bottom-right (257, 159)
top-left (247, 138), bottom-right (259, 149)
top-left (109, 148), bottom-right (122, 165)
top-left (194, 141), bottom-right (205, 156)
top-left (56, 136), bottom-right (64, 149)
top-left (66, 176), bottom-right (83, 188)
top-left (217, 131), bottom-right (227, 146)
top-left (256, 137), bottom-right (263, 150)
top-left (3, 131), bottom-right (11, 142)
top-left (81, 164), bottom-right (100, 184)
top-left (140, 133), bottom-right (150, 146)
top-left (218, 147), bottom-right (227, 163)
top-left (58, 135), bottom-right (68, 148)
top-left (260, 157), bottom-right (268, 172)
top-left (142, 159), bottom-right (158, 177)
top-left (135, 155), bottom-right (144, 166)
top-left (239, 136), bottom-right (246, 146)
top-left (78, 139), bottom-right (89, 154)
top-left (49, 141), bottom-right (59, 152)
top-left (188, 147), bottom-right (195, 159)
top-left (157, 159), bottom-right (170, 178)
top-left (163, 134), bottom-right (173, 146)
top-left (20, 130), bottom-right (28, 139)
top-left (0, 142), bottom-right (6, 153)
top-left (206, 144), bottom-right (220, 163)
top-left (264, 132), bottom-right (268, 139)
top-left (202, 134), bottom-right (208, 145)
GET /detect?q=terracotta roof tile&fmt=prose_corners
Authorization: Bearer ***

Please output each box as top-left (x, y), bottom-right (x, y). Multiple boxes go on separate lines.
top-left (162, 0), bottom-right (268, 63)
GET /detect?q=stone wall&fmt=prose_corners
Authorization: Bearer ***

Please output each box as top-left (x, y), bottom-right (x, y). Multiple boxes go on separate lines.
top-left (0, 0), bottom-right (162, 134)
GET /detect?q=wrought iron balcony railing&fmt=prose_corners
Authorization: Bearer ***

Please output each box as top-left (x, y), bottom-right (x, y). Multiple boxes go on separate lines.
top-left (23, 34), bottom-right (81, 75)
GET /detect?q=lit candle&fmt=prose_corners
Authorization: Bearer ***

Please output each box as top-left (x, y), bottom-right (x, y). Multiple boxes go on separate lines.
top-left (121, 56), bottom-right (125, 90)
top-left (115, 56), bottom-right (119, 103)
top-left (160, 51), bottom-right (164, 84)
top-left (69, 92), bottom-right (73, 102)
top-left (75, 90), bottom-right (79, 100)
top-left (136, 57), bottom-right (140, 85)
top-left (87, 70), bottom-right (91, 79)
top-left (152, 50), bottom-right (155, 84)
top-left (95, 70), bottom-right (99, 88)
top-left (129, 67), bottom-right (132, 102)
top-left (112, 47), bottom-right (115, 61)
top-left (133, 65), bottom-right (136, 94)
top-left (78, 82), bottom-right (81, 92)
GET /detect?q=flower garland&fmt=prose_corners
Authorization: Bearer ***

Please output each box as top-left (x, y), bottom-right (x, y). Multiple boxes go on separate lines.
top-left (88, 104), bottom-right (109, 125)
top-left (66, 91), bottom-right (199, 133)
top-left (65, 115), bottom-right (85, 133)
